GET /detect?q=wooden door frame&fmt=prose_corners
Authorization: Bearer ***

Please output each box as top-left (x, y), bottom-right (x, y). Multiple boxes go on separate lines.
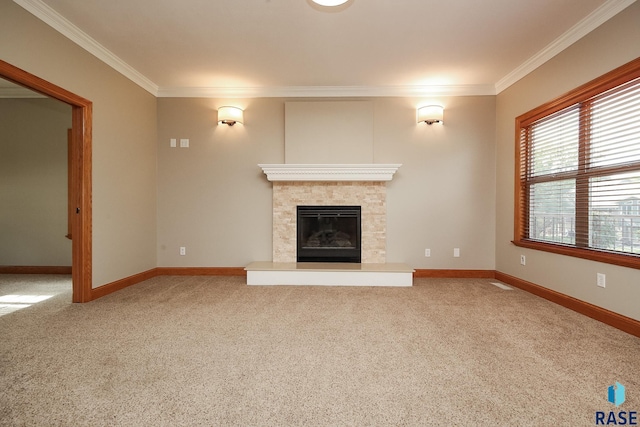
top-left (0, 59), bottom-right (92, 302)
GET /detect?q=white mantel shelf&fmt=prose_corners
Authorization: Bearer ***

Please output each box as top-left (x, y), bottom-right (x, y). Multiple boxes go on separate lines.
top-left (258, 164), bottom-right (402, 182)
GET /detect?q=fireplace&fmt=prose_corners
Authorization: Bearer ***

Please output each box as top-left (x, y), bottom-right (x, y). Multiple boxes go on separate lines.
top-left (261, 164), bottom-right (401, 263)
top-left (297, 206), bottom-right (361, 263)
top-left (248, 164), bottom-right (413, 287)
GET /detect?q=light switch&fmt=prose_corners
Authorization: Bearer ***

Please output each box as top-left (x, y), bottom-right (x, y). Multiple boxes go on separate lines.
top-left (180, 138), bottom-right (189, 148)
top-left (170, 138), bottom-right (177, 148)
top-left (597, 273), bottom-right (606, 288)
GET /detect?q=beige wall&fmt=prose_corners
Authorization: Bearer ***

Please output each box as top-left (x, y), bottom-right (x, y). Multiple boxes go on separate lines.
top-left (495, 1), bottom-right (640, 320)
top-left (0, 1), bottom-right (158, 287)
top-left (0, 97), bottom-right (71, 266)
top-left (157, 96), bottom-right (496, 269)
top-left (156, 97), bottom-right (282, 267)
top-left (377, 96), bottom-right (496, 268)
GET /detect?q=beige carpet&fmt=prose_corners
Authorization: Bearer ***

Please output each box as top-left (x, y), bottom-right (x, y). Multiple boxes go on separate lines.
top-left (0, 274), bottom-right (638, 426)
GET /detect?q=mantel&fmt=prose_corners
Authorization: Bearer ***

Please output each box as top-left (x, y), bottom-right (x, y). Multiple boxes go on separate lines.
top-left (258, 164), bottom-right (402, 182)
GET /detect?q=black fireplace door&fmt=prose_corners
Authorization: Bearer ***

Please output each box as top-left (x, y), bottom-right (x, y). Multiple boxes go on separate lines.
top-left (297, 206), bottom-right (361, 263)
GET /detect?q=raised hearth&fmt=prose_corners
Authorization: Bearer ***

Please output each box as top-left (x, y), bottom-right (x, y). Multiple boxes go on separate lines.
top-left (245, 262), bottom-right (414, 287)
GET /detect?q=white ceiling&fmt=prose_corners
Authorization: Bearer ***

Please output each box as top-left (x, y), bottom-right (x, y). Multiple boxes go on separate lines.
top-left (12, 0), bottom-right (637, 97)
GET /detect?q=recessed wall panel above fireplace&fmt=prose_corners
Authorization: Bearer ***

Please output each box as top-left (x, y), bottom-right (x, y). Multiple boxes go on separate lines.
top-left (284, 101), bottom-right (374, 164)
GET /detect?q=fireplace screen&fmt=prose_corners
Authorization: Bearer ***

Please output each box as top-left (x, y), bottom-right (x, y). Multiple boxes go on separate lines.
top-left (297, 206), bottom-right (361, 263)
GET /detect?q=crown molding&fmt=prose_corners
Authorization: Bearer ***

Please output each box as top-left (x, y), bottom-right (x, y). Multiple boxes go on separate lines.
top-left (157, 84), bottom-right (496, 98)
top-left (13, 0), bottom-right (159, 96)
top-left (14, 0), bottom-right (493, 99)
top-left (495, 0), bottom-right (636, 93)
top-left (14, 0), bottom-right (635, 99)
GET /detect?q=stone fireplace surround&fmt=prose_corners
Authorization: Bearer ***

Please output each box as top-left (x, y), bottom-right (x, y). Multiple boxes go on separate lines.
top-left (273, 181), bottom-right (385, 263)
top-left (245, 164), bottom-right (414, 286)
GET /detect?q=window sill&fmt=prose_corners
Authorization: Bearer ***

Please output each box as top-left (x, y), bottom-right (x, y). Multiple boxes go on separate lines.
top-left (512, 239), bottom-right (640, 270)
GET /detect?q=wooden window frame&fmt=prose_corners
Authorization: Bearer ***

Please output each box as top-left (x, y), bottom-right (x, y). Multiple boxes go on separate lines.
top-left (514, 57), bottom-right (640, 270)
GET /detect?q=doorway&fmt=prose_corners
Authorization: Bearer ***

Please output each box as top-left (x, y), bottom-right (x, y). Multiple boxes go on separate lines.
top-left (0, 60), bottom-right (92, 302)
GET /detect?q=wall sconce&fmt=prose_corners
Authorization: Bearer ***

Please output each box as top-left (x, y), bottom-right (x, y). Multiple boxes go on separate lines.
top-left (417, 105), bottom-right (444, 125)
top-left (311, 0), bottom-right (349, 5)
top-left (218, 106), bottom-right (244, 126)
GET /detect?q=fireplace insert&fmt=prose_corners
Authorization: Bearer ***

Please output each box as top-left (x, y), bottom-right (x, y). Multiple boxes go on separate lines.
top-left (297, 205), bottom-right (361, 263)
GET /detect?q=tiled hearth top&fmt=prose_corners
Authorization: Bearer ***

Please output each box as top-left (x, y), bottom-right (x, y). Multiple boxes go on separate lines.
top-left (258, 164), bottom-right (401, 182)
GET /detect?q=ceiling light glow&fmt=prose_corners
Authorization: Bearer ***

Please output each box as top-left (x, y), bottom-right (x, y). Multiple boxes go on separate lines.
top-left (312, 0), bottom-right (349, 6)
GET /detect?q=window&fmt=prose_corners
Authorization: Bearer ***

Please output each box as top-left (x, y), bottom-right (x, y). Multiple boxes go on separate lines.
top-left (514, 57), bottom-right (640, 269)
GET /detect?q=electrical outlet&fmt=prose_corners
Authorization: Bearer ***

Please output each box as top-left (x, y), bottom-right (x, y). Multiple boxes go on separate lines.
top-left (179, 246), bottom-right (186, 256)
top-left (597, 273), bottom-right (606, 288)
top-left (453, 248), bottom-right (460, 258)
top-left (425, 249), bottom-right (431, 257)
top-left (520, 255), bottom-right (526, 266)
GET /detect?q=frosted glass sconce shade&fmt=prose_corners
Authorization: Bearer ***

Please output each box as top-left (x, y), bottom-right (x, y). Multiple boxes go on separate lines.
top-left (417, 105), bottom-right (444, 125)
top-left (218, 106), bottom-right (244, 126)
top-left (312, 0), bottom-right (349, 5)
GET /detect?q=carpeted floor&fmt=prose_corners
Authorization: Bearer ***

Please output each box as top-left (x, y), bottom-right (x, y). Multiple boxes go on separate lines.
top-left (0, 274), bottom-right (638, 426)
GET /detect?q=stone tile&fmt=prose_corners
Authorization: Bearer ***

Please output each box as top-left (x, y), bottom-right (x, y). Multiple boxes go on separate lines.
top-left (272, 182), bottom-right (387, 263)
